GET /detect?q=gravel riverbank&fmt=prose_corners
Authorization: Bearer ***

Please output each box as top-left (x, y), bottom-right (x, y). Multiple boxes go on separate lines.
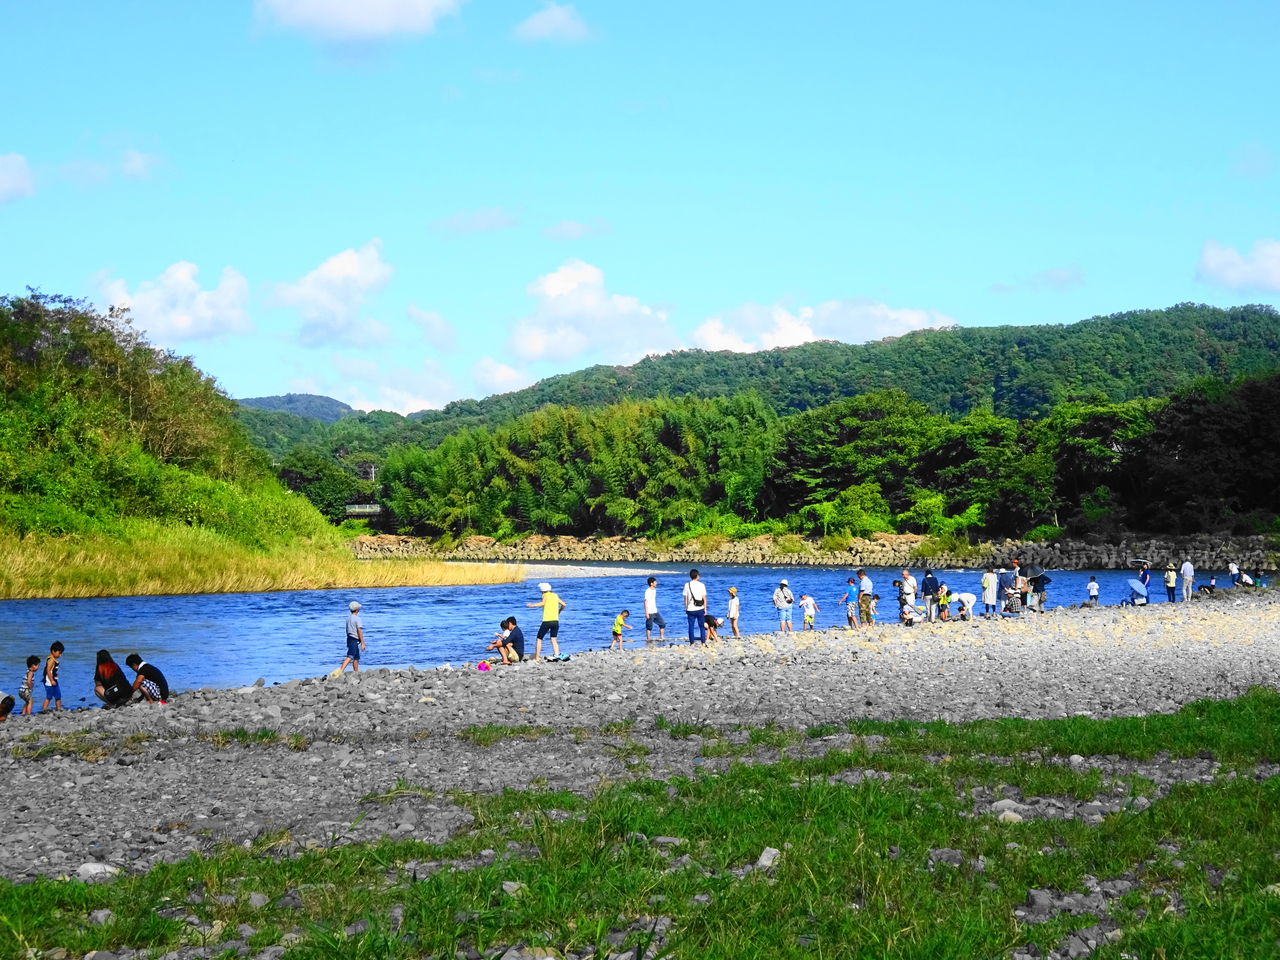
top-left (4, 590), bottom-right (1278, 884)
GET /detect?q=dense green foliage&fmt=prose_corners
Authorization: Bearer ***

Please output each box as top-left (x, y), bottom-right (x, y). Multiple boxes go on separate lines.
top-left (407, 301), bottom-right (1280, 441)
top-left (237, 392), bottom-right (354, 422)
top-left (243, 303), bottom-right (1280, 528)
top-left (379, 373), bottom-right (1280, 540)
top-left (0, 293), bottom-right (335, 547)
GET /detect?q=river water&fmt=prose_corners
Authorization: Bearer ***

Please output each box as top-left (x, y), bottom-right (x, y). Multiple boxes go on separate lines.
top-left (0, 562), bottom-right (1242, 709)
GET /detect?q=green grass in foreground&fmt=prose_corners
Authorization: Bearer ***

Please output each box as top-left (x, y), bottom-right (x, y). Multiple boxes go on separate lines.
top-left (3, 690), bottom-right (1280, 959)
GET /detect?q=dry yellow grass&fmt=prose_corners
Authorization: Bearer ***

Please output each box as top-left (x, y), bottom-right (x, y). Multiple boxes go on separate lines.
top-left (0, 524), bottom-right (521, 599)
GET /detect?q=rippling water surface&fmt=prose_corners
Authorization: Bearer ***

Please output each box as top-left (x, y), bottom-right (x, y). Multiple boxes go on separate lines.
top-left (0, 562), bottom-right (1237, 708)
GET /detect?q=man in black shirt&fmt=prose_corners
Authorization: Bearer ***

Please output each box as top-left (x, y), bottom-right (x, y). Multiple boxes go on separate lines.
top-left (125, 654), bottom-right (170, 703)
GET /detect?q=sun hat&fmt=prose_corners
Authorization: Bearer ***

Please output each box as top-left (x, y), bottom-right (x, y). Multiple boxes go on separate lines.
top-left (780, 579), bottom-right (789, 586)
top-left (349, 601), bottom-right (361, 611)
top-left (727, 586), bottom-right (737, 595)
top-left (538, 582), bottom-right (552, 592)
top-left (1166, 563), bottom-right (1175, 570)
top-left (998, 567), bottom-right (1007, 574)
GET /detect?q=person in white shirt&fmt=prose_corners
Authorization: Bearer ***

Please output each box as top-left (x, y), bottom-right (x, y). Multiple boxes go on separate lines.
top-left (1086, 576), bottom-right (1100, 607)
top-left (726, 586), bottom-right (741, 637)
top-left (643, 576), bottom-right (666, 643)
top-left (683, 569), bottom-right (708, 644)
top-left (1228, 560), bottom-right (1240, 586)
top-left (900, 569), bottom-right (918, 612)
top-left (1179, 559), bottom-right (1194, 602)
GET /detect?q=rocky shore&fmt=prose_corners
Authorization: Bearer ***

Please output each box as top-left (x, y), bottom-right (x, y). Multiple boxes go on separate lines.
top-left (354, 532), bottom-right (1280, 574)
top-left (4, 589), bottom-right (1277, 888)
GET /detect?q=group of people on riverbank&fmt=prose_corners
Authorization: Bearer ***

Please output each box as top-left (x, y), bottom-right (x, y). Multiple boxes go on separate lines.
top-left (0, 642), bottom-right (170, 719)
top-left (335, 559), bottom-right (1266, 673)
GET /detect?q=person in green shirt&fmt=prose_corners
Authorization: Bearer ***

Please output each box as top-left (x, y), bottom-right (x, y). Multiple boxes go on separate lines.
top-left (610, 609), bottom-right (633, 650)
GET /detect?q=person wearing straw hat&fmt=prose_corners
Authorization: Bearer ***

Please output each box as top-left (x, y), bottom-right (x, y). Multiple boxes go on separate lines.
top-left (1163, 563), bottom-right (1177, 603)
top-left (726, 586), bottom-right (741, 638)
top-left (526, 583), bottom-right (565, 661)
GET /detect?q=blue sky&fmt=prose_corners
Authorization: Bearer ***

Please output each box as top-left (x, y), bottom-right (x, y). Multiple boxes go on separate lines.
top-left (3, 0), bottom-right (1278, 413)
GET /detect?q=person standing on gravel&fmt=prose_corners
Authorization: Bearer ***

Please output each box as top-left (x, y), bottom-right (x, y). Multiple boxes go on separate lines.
top-left (1179, 559), bottom-right (1194, 601)
top-left (336, 601), bottom-right (366, 674)
top-left (981, 568), bottom-right (998, 617)
top-left (643, 577), bottom-right (667, 643)
top-left (772, 579), bottom-right (795, 632)
top-left (526, 583), bottom-right (565, 661)
top-left (1228, 560), bottom-right (1241, 587)
top-left (683, 569), bottom-right (708, 644)
top-left (899, 569), bottom-right (918, 615)
top-left (920, 570), bottom-right (940, 622)
top-left (838, 577), bottom-right (862, 630)
top-left (726, 586), bottom-right (741, 637)
top-left (1162, 564), bottom-right (1177, 603)
top-left (857, 569), bottom-right (874, 626)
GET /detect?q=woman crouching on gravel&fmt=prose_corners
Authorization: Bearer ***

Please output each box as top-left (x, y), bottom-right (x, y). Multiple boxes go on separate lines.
top-left (94, 650), bottom-right (133, 708)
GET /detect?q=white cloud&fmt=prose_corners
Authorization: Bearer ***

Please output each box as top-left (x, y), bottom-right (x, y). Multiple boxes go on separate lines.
top-left (543, 218), bottom-right (608, 240)
top-left (431, 206), bottom-right (519, 234)
top-left (509, 259), bottom-right (678, 362)
top-left (474, 355), bottom-right (534, 393)
top-left (332, 354), bottom-right (455, 413)
top-left (990, 264), bottom-right (1084, 295)
top-left (257, 0), bottom-right (464, 40)
top-left (99, 262), bottom-right (251, 345)
top-left (515, 2), bottom-right (589, 42)
top-left (1197, 238), bottom-right (1280, 292)
top-left (121, 149), bottom-right (159, 179)
top-left (0, 154), bottom-right (34, 203)
top-left (407, 304), bottom-right (456, 351)
top-left (275, 239), bottom-right (394, 346)
top-left (691, 299), bottom-right (953, 353)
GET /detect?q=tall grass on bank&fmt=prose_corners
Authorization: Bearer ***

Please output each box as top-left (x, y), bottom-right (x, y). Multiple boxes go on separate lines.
top-left (0, 521), bottom-right (521, 599)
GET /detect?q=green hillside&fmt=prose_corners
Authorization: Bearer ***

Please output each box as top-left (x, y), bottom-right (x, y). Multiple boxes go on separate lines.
top-left (240, 303), bottom-right (1280, 467)
top-left (238, 392), bottom-right (355, 422)
top-left (410, 302), bottom-right (1280, 440)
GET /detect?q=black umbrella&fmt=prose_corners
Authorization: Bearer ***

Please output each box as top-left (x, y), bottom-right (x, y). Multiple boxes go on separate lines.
top-left (1022, 564), bottom-right (1045, 579)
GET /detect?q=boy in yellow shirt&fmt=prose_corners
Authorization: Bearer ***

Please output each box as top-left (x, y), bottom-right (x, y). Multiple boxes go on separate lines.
top-left (610, 609), bottom-right (634, 649)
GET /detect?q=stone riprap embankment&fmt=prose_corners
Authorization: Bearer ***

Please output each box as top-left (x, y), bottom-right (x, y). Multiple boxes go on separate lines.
top-left (2, 589), bottom-right (1278, 884)
top-left (354, 532), bottom-right (1279, 573)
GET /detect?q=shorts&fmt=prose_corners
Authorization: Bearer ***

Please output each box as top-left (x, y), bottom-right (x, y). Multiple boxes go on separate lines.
top-left (18, 685), bottom-right (31, 704)
top-left (44, 683), bottom-right (62, 701)
top-left (859, 594), bottom-right (872, 619)
top-left (346, 637), bottom-right (361, 661)
top-left (803, 614), bottom-right (814, 625)
top-left (645, 612), bottom-right (666, 631)
top-left (846, 602), bottom-right (858, 619)
top-left (612, 632), bottom-right (622, 641)
top-left (778, 606), bottom-right (792, 623)
top-left (140, 679), bottom-right (164, 701)
top-left (537, 620), bottom-right (559, 640)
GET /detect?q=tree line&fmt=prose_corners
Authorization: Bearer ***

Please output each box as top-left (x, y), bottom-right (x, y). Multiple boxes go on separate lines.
top-left (376, 375), bottom-right (1280, 542)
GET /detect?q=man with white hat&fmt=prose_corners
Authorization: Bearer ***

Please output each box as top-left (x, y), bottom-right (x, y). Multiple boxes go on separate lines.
top-left (335, 600), bottom-right (366, 675)
top-left (526, 582), bottom-right (566, 661)
top-left (772, 578), bottom-right (795, 632)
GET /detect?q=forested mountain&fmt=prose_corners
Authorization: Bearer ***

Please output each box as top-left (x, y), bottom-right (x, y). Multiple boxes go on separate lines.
top-left (236, 303), bottom-right (1280, 464)
top-left (380, 374), bottom-right (1280, 543)
top-left (409, 302), bottom-right (1280, 442)
top-left (238, 393), bottom-right (354, 422)
top-left (0, 293), bottom-right (334, 546)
